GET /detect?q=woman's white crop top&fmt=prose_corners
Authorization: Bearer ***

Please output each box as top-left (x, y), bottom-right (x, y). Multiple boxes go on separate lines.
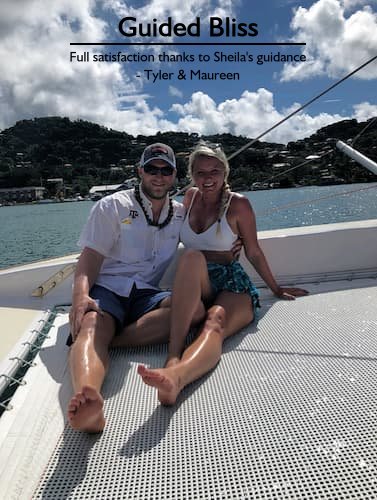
top-left (180, 190), bottom-right (238, 251)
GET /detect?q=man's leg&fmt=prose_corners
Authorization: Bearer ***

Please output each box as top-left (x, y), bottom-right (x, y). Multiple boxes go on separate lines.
top-left (111, 298), bottom-right (171, 347)
top-left (68, 310), bottom-right (116, 433)
top-left (111, 295), bottom-right (206, 348)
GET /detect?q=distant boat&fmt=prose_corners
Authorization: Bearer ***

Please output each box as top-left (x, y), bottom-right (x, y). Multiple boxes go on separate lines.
top-left (251, 181), bottom-right (269, 190)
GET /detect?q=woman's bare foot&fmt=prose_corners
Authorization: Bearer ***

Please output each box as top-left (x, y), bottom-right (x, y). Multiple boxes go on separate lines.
top-left (164, 356), bottom-right (180, 368)
top-left (137, 365), bottom-right (182, 405)
top-left (67, 385), bottom-right (105, 433)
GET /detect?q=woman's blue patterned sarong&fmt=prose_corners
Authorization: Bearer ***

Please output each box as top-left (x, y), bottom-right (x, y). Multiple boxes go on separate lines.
top-left (207, 260), bottom-right (260, 311)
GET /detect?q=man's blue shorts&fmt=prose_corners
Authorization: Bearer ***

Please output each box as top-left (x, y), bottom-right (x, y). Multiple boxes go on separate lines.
top-left (67, 284), bottom-right (171, 345)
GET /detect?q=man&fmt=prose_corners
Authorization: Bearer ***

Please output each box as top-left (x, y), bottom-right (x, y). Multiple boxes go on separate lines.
top-left (67, 143), bottom-right (205, 433)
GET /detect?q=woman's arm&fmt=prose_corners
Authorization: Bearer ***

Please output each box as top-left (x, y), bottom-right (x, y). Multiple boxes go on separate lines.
top-left (235, 196), bottom-right (308, 299)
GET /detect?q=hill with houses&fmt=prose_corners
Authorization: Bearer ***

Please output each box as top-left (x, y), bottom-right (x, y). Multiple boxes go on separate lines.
top-left (0, 116), bottom-right (376, 201)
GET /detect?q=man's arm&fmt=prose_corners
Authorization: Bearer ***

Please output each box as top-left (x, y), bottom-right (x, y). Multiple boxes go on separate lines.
top-left (69, 247), bottom-right (105, 340)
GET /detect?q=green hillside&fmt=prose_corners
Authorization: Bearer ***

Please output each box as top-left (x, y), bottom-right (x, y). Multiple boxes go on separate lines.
top-left (0, 116), bottom-right (376, 197)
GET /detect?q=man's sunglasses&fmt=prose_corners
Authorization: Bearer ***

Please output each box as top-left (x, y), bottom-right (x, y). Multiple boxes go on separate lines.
top-left (143, 164), bottom-right (175, 176)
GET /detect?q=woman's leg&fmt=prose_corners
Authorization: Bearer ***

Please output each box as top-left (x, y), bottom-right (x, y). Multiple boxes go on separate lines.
top-left (138, 291), bottom-right (254, 405)
top-left (166, 249), bottom-right (213, 363)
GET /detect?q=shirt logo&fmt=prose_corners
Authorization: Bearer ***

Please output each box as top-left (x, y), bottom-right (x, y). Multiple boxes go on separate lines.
top-left (129, 209), bottom-right (139, 219)
top-left (121, 218), bottom-right (132, 224)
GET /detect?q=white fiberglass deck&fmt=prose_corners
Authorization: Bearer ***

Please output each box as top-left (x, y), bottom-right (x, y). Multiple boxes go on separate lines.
top-left (1, 277), bottom-right (377, 499)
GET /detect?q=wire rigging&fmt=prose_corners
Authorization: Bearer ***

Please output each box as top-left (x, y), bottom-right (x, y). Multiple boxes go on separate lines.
top-left (227, 54), bottom-right (377, 161)
top-left (175, 54), bottom-right (377, 214)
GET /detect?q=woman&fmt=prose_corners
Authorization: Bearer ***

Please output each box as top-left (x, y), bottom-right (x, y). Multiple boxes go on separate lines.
top-left (138, 143), bottom-right (308, 404)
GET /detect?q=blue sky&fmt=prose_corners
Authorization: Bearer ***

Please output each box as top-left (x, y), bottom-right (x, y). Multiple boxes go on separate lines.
top-left (0, 0), bottom-right (376, 143)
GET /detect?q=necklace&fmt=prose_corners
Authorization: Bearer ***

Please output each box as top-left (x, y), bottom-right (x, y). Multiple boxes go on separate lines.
top-left (134, 185), bottom-right (174, 230)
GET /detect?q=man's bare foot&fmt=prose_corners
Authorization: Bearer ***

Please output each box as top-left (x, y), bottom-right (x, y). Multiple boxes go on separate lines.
top-left (67, 385), bottom-right (105, 433)
top-left (137, 365), bottom-right (181, 405)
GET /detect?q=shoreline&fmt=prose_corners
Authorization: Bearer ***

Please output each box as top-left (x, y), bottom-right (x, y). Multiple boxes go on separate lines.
top-left (1, 179), bottom-right (374, 208)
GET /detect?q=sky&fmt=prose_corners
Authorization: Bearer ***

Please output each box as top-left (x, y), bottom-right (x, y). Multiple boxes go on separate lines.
top-left (0, 0), bottom-right (376, 144)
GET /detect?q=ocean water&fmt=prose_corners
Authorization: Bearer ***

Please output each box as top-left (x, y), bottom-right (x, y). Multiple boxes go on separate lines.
top-left (1, 183), bottom-right (376, 269)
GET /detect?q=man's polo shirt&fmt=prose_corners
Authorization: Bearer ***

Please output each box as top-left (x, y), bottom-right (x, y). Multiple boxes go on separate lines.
top-left (78, 188), bottom-right (185, 296)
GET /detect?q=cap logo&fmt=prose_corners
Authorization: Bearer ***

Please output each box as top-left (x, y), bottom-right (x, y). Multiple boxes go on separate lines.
top-left (144, 146), bottom-right (168, 160)
top-left (152, 147), bottom-right (167, 153)
top-left (141, 143), bottom-right (176, 168)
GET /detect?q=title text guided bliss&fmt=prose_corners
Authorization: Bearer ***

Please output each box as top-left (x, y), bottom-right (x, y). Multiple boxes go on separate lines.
top-left (118, 17), bottom-right (259, 38)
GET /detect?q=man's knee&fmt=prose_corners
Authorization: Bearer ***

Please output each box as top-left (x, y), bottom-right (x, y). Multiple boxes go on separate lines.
top-left (78, 310), bottom-right (115, 341)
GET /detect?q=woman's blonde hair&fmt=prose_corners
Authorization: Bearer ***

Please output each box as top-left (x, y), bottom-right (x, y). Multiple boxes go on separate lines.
top-left (188, 143), bottom-right (230, 184)
top-left (188, 143), bottom-right (232, 236)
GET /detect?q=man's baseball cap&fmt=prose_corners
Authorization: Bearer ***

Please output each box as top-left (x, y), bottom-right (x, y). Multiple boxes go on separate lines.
top-left (140, 143), bottom-right (176, 169)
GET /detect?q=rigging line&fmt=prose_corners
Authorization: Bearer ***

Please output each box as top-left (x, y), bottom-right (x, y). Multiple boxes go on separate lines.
top-left (351, 116), bottom-right (377, 146)
top-left (173, 54), bottom-right (377, 198)
top-left (256, 183), bottom-right (377, 217)
top-left (265, 150), bottom-right (333, 183)
top-left (266, 110), bottom-right (377, 188)
top-left (227, 54), bottom-right (377, 162)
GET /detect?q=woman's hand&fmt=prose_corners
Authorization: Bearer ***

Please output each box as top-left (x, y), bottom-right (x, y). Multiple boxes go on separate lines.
top-left (274, 286), bottom-right (309, 300)
top-left (231, 237), bottom-right (243, 260)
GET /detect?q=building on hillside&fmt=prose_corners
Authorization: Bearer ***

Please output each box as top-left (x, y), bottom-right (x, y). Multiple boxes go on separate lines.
top-left (0, 187), bottom-right (46, 203)
top-left (89, 177), bottom-right (138, 200)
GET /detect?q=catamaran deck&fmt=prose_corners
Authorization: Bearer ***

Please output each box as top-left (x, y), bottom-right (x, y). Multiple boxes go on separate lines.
top-left (1, 275), bottom-right (376, 499)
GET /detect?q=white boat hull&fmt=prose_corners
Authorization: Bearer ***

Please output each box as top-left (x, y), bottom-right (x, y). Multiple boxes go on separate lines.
top-left (0, 220), bottom-right (376, 499)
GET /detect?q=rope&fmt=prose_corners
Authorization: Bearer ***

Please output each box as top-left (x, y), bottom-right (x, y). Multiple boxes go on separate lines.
top-left (351, 116), bottom-right (377, 146)
top-left (265, 150), bottom-right (333, 183)
top-left (263, 110), bottom-right (376, 190)
top-left (262, 99), bottom-right (377, 207)
top-left (227, 54), bottom-right (377, 161)
top-left (174, 54), bottom-right (377, 198)
top-left (173, 55), bottom-right (377, 214)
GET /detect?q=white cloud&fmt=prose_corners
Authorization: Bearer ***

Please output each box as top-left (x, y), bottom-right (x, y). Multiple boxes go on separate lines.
top-left (168, 85), bottom-right (184, 98)
top-left (0, 0), bottom-right (143, 129)
top-left (0, 0), bottom-right (239, 133)
top-left (0, 0), bottom-right (375, 145)
top-left (281, 0), bottom-right (377, 81)
top-left (352, 101), bottom-right (377, 120)
top-left (342, 0), bottom-right (376, 10)
top-left (170, 89), bottom-right (353, 143)
top-left (104, 0), bottom-right (238, 26)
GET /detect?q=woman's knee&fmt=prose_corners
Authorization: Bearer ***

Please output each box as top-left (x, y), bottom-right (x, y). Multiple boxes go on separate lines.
top-left (192, 300), bottom-right (206, 325)
top-left (204, 305), bottom-right (226, 336)
top-left (178, 248), bottom-right (206, 271)
top-left (249, 308), bottom-right (255, 324)
top-left (243, 306), bottom-right (254, 326)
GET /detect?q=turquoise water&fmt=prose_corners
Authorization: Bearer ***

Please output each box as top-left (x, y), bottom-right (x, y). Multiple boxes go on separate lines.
top-left (1, 183), bottom-right (377, 269)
